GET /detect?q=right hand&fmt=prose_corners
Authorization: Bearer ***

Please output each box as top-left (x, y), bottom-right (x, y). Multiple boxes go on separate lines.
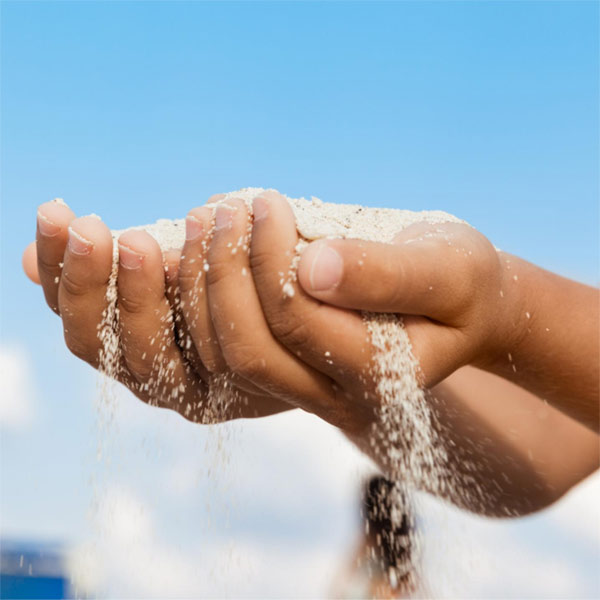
top-left (296, 221), bottom-right (523, 388)
top-left (23, 200), bottom-right (291, 423)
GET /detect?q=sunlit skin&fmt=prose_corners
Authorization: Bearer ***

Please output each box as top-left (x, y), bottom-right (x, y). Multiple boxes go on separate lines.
top-left (23, 191), bottom-right (599, 516)
top-left (298, 228), bottom-right (599, 431)
top-left (25, 199), bottom-right (288, 422)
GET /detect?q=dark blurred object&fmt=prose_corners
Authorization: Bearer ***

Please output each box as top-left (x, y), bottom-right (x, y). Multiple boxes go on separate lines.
top-left (363, 476), bottom-right (413, 578)
top-left (331, 476), bottom-right (418, 599)
top-left (0, 541), bottom-right (69, 599)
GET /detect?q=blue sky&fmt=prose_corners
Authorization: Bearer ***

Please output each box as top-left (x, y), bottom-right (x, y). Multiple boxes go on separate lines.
top-left (1, 1), bottom-right (598, 597)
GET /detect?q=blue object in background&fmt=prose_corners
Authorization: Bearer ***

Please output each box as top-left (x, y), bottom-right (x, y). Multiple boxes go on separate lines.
top-left (0, 542), bottom-right (70, 600)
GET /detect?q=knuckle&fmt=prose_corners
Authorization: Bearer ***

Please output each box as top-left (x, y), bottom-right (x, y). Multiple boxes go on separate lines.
top-left (222, 342), bottom-right (266, 380)
top-left (195, 338), bottom-right (227, 374)
top-left (64, 332), bottom-right (95, 364)
top-left (178, 255), bottom-right (204, 293)
top-left (201, 352), bottom-right (227, 375)
top-left (249, 247), bottom-right (283, 283)
top-left (205, 258), bottom-right (232, 288)
top-left (60, 269), bottom-right (88, 298)
top-left (249, 247), bottom-right (272, 273)
top-left (270, 315), bottom-right (311, 350)
top-left (118, 294), bottom-right (147, 315)
top-left (126, 358), bottom-right (154, 383)
top-left (122, 339), bottom-right (161, 383)
top-left (177, 269), bottom-right (201, 294)
top-left (37, 252), bottom-right (60, 276)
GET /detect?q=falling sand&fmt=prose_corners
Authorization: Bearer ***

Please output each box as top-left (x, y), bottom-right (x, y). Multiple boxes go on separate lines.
top-left (97, 188), bottom-right (480, 592)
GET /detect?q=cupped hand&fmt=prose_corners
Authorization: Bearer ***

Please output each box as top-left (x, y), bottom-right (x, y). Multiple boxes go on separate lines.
top-left (297, 221), bottom-right (523, 388)
top-left (176, 191), bottom-right (391, 436)
top-left (24, 200), bottom-right (289, 423)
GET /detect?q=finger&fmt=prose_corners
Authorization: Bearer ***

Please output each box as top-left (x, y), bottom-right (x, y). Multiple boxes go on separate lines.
top-left (58, 216), bottom-right (114, 367)
top-left (36, 200), bottom-right (77, 314)
top-left (402, 315), bottom-right (468, 388)
top-left (118, 230), bottom-right (284, 421)
top-left (178, 208), bottom-right (292, 399)
top-left (23, 242), bottom-right (41, 284)
top-left (163, 248), bottom-right (182, 308)
top-left (205, 193), bottom-right (226, 205)
top-left (206, 198), bottom-right (353, 428)
top-left (163, 247), bottom-right (212, 381)
top-left (297, 222), bottom-right (492, 324)
top-left (117, 230), bottom-right (198, 399)
top-left (250, 191), bottom-right (373, 391)
top-left (179, 206), bottom-right (228, 373)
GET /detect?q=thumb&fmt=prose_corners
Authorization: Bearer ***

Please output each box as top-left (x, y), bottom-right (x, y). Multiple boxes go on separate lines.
top-left (297, 223), bottom-right (478, 324)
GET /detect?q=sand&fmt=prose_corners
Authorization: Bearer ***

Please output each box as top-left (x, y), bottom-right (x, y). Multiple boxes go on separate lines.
top-left (100, 187), bottom-right (468, 590)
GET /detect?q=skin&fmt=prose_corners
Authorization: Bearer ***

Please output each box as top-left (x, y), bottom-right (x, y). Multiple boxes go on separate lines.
top-left (23, 192), bottom-right (599, 517)
top-left (27, 199), bottom-right (288, 423)
top-left (297, 226), bottom-right (600, 431)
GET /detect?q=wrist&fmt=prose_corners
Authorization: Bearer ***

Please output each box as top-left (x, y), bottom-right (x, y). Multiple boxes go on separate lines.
top-left (476, 253), bottom-right (599, 429)
top-left (475, 252), bottom-right (533, 375)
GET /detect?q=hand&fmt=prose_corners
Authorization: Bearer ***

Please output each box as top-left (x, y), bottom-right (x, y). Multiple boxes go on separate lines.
top-left (297, 219), bottom-right (599, 430)
top-left (196, 192), bottom-right (598, 515)
top-left (23, 200), bottom-right (289, 423)
top-left (176, 190), bottom-right (598, 516)
top-left (295, 219), bottom-right (514, 388)
top-left (176, 191), bottom-right (380, 435)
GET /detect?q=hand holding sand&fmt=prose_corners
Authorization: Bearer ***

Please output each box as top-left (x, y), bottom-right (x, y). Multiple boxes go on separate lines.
top-left (24, 199), bottom-right (290, 423)
top-left (297, 230), bottom-right (599, 431)
top-left (23, 189), bottom-right (598, 519)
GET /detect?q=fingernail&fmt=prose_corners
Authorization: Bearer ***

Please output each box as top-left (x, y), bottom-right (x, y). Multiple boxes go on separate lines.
top-left (118, 244), bottom-right (145, 270)
top-left (37, 211), bottom-right (61, 237)
top-left (252, 196), bottom-right (269, 222)
top-left (215, 205), bottom-right (233, 231)
top-left (68, 227), bottom-right (94, 256)
top-left (309, 244), bottom-right (343, 291)
top-left (186, 215), bottom-right (204, 241)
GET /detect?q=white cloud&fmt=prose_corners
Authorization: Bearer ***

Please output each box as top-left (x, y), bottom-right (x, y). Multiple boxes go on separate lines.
top-left (418, 476), bottom-right (600, 599)
top-left (69, 483), bottom-right (343, 598)
top-left (0, 345), bottom-right (36, 430)
top-left (547, 471), bottom-right (600, 547)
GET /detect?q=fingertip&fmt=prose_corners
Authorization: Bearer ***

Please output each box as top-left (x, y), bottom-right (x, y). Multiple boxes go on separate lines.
top-left (205, 193), bottom-right (226, 205)
top-left (118, 229), bottom-right (162, 273)
top-left (298, 240), bottom-right (344, 295)
top-left (69, 215), bottom-right (110, 237)
top-left (68, 215), bottom-right (112, 257)
top-left (259, 189), bottom-right (285, 201)
top-left (38, 199), bottom-right (76, 219)
top-left (187, 206), bottom-right (212, 224)
top-left (23, 241), bottom-right (41, 284)
top-left (252, 195), bottom-right (270, 222)
top-left (118, 229), bottom-right (160, 256)
top-left (252, 189), bottom-right (294, 227)
top-left (37, 201), bottom-right (77, 238)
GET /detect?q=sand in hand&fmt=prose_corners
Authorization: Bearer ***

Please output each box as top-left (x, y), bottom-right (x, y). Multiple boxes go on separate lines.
top-left (99, 188), bottom-right (471, 589)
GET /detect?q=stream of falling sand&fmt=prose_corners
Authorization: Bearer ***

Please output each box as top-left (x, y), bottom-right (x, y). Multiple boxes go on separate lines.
top-left (93, 187), bottom-right (491, 593)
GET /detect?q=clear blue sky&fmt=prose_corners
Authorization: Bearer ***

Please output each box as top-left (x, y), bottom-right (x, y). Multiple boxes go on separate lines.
top-left (1, 1), bottom-right (598, 596)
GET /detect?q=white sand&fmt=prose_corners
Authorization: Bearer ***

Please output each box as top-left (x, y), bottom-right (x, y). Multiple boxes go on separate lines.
top-left (102, 187), bottom-right (470, 589)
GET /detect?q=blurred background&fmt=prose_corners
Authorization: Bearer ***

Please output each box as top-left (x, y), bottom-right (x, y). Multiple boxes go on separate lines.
top-left (1, 1), bottom-right (598, 597)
